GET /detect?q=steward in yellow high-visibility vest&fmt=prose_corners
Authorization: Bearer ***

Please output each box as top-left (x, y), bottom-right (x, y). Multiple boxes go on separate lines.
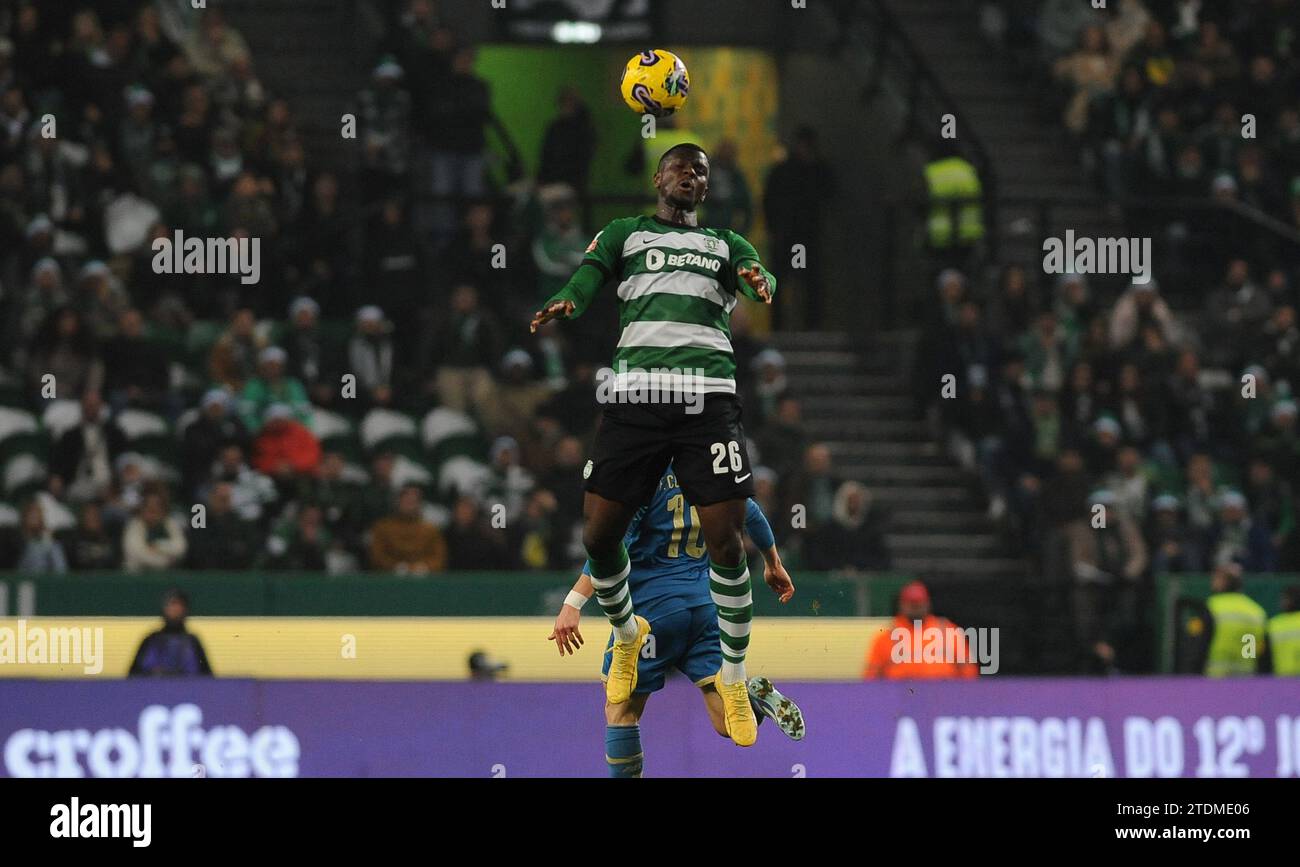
top-left (1202, 564), bottom-right (1267, 677)
top-left (1266, 587), bottom-right (1300, 676)
top-left (924, 155), bottom-right (984, 248)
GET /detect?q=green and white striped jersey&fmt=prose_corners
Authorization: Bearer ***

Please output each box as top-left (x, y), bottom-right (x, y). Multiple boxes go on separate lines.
top-left (547, 215), bottom-right (776, 395)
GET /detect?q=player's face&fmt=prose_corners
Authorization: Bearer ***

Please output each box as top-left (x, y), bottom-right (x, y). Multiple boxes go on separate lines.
top-left (655, 152), bottom-right (709, 210)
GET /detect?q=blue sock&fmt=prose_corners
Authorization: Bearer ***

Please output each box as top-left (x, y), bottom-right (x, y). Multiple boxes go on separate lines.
top-left (750, 695), bottom-right (765, 728)
top-left (605, 724), bottom-right (643, 778)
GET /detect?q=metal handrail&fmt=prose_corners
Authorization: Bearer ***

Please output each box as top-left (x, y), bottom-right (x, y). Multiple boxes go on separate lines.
top-left (856, 0), bottom-right (997, 213)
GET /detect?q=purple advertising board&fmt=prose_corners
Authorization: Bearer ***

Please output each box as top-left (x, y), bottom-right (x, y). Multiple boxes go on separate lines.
top-left (2, 678), bottom-right (1298, 777)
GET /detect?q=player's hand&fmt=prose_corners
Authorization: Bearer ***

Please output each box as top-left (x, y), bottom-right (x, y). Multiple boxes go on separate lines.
top-left (763, 555), bottom-right (795, 603)
top-left (530, 299), bottom-right (575, 333)
top-left (548, 604), bottom-right (585, 656)
top-left (737, 265), bottom-right (772, 304)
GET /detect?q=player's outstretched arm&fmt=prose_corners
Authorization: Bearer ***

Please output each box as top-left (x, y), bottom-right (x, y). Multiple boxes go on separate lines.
top-left (531, 219), bottom-right (632, 333)
top-left (548, 571), bottom-right (593, 656)
top-left (745, 497), bottom-right (793, 602)
top-left (761, 546), bottom-right (794, 604)
top-left (530, 299), bottom-right (575, 333)
top-left (737, 264), bottom-right (774, 304)
top-left (727, 231), bottom-right (776, 304)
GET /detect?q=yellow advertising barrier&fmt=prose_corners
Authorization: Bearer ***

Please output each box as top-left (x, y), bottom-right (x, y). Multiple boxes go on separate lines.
top-left (0, 617), bottom-right (888, 680)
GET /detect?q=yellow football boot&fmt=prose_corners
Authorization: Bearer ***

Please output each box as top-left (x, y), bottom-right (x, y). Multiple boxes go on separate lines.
top-left (605, 616), bottom-right (650, 704)
top-left (715, 671), bottom-right (757, 747)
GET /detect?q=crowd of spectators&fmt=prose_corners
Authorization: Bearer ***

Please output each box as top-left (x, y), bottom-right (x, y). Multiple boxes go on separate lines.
top-left (0, 0), bottom-right (853, 577)
top-left (921, 252), bottom-right (1300, 669)
top-left (987, 0), bottom-right (1300, 280)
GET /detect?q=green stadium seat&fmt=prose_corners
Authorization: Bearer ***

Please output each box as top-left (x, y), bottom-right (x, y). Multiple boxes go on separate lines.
top-left (421, 406), bottom-right (488, 466)
top-left (3, 453), bottom-right (48, 502)
top-left (360, 408), bottom-right (422, 460)
top-left (116, 409), bottom-right (177, 466)
top-left (313, 407), bottom-right (362, 462)
top-left (0, 407), bottom-right (41, 464)
top-left (390, 453), bottom-right (436, 492)
top-left (436, 454), bottom-right (493, 501)
top-left (39, 400), bottom-right (81, 442)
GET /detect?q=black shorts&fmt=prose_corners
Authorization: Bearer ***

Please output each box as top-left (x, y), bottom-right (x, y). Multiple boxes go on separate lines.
top-left (584, 393), bottom-right (756, 508)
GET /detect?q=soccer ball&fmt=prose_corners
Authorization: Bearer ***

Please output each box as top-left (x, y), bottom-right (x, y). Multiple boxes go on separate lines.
top-left (619, 49), bottom-right (690, 117)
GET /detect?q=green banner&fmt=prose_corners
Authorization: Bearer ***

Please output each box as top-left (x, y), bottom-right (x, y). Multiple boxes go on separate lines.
top-left (0, 571), bottom-right (917, 618)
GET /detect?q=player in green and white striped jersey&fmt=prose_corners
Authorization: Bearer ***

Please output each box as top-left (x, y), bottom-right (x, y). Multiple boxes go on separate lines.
top-left (530, 143), bottom-right (777, 747)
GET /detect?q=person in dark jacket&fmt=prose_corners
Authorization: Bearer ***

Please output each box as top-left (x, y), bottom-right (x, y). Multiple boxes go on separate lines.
top-left (128, 589), bottom-right (213, 677)
top-left (762, 125), bottom-right (834, 328)
top-left (102, 308), bottom-right (171, 412)
top-left (805, 481), bottom-right (891, 571)
top-left (181, 388), bottom-right (248, 500)
top-left (50, 390), bottom-right (126, 505)
top-left (538, 86), bottom-right (597, 196)
top-left (444, 495), bottom-right (511, 569)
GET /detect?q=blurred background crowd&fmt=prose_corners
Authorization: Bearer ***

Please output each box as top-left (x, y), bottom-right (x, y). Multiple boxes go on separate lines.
top-left (918, 0), bottom-right (1300, 670)
top-left (0, 0), bottom-right (873, 579)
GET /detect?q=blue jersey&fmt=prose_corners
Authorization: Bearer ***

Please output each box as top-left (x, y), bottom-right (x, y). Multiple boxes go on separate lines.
top-left (583, 467), bottom-right (775, 622)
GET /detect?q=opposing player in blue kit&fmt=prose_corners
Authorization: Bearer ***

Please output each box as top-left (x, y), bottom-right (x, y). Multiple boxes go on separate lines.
top-left (547, 465), bottom-right (806, 777)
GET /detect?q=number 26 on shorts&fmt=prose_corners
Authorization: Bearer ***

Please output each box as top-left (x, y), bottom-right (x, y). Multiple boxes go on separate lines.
top-left (710, 440), bottom-right (743, 474)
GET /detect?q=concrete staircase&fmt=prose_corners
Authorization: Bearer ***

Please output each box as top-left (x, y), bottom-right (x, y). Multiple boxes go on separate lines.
top-left (769, 329), bottom-right (1081, 671)
top-left (878, 0), bottom-right (1122, 267)
top-left (222, 0), bottom-right (365, 175)
top-left (769, 329), bottom-right (1026, 580)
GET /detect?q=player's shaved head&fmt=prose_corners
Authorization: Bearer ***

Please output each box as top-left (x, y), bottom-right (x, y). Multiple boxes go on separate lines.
top-left (658, 143), bottom-right (708, 172)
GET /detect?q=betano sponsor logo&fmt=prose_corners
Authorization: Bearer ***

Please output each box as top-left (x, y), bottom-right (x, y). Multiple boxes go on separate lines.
top-left (644, 248), bottom-right (722, 272)
top-left (5, 703), bottom-right (300, 778)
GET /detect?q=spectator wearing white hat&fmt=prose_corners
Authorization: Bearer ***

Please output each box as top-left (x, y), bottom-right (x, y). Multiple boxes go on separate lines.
top-left (239, 344), bottom-right (312, 433)
top-left (182, 388), bottom-right (248, 500)
top-left (486, 435), bottom-right (535, 523)
top-left (77, 259), bottom-right (130, 341)
top-left (348, 305), bottom-right (394, 410)
top-left (480, 348), bottom-right (554, 442)
top-left (358, 56), bottom-right (412, 188)
top-left (748, 348), bottom-right (788, 430)
top-left (18, 256), bottom-right (69, 349)
top-left (285, 296), bottom-right (336, 406)
top-left (1109, 276), bottom-right (1180, 351)
top-left (1208, 488), bottom-right (1277, 572)
top-left (1147, 493), bottom-right (1205, 575)
top-left (119, 86), bottom-right (158, 186)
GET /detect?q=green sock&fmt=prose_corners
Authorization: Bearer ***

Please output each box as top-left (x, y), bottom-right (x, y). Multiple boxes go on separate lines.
top-left (709, 558), bottom-right (752, 684)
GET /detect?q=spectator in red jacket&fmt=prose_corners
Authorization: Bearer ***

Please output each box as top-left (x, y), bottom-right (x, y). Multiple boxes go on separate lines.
top-left (252, 403), bottom-right (321, 479)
